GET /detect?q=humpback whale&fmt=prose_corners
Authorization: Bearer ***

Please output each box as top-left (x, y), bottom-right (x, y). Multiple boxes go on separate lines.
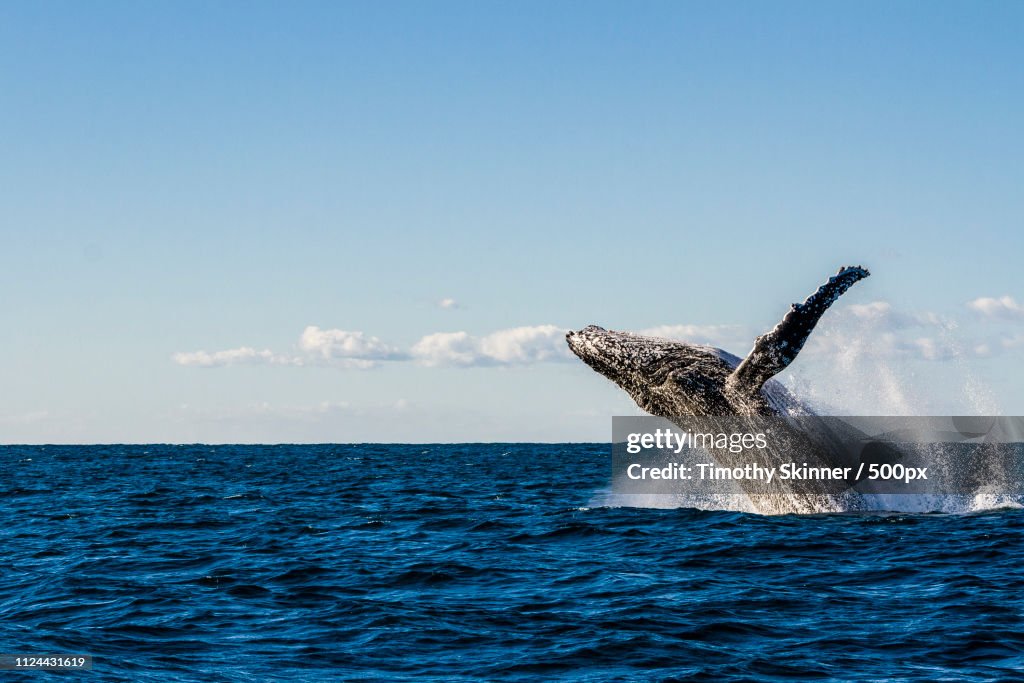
top-left (566, 265), bottom-right (869, 418)
top-left (566, 265), bottom-right (872, 512)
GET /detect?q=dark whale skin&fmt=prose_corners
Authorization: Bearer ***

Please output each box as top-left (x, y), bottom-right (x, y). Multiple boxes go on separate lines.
top-left (566, 266), bottom-right (872, 513)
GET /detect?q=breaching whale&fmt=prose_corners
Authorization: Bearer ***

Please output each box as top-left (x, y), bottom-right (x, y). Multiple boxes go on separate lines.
top-left (566, 265), bottom-right (869, 418)
top-left (566, 265), bottom-right (872, 512)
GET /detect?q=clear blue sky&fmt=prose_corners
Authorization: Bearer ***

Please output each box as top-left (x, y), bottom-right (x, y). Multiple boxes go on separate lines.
top-left (2, 2), bottom-right (1022, 442)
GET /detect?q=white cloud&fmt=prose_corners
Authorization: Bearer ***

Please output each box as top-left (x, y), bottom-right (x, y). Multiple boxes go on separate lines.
top-left (438, 297), bottom-right (459, 310)
top-left (298, 326), bottom-right (406, 365)
top-left (802, 330), bottom-right (968, 363)
top-left (1002, 333), bottom-right (1024, 349)
top-left (943, 331), bottom-right (1024, 360)
top-left (411, 325), bottom-right (572, 367)
top-left (848, 301), bottom-right (893, 320)
top-left (175, 303), bottom-right (988, 373)
top-left (800, 301), bottom-right (965, 362)
top-left (638, 308), bottom-right (947, 360)
top-left (909, 337), bottom-right (955, 361)
top-left (845, 300), bottom-right (942, 329)
top-left (410, 331), bottom-right (480, 366)
top-left (172, 347), bottom-right (298, 368)
top-left (968, 295), bottom-right (1024, 320)
top-left (174, 324), bottom-right (573, 371)
top-left (836, 300), bottom-right (1024, 361)
top-left (637, 324), bottom-right (750, 349)
top-left (174, 327), bottom-right (406, 370)
top-left (480, 324), bottom-right (571, 364)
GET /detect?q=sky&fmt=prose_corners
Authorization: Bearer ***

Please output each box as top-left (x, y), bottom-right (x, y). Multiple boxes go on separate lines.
top-left (2, 1), bottom-right (1023, 442)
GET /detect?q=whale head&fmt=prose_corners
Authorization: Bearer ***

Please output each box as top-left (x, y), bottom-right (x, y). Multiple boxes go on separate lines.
top-left (565, 325), bottom-right (741, 416)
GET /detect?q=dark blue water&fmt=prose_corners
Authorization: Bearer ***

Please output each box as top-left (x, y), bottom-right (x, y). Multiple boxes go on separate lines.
top-left (2, 444), bottom-right (1023, 681)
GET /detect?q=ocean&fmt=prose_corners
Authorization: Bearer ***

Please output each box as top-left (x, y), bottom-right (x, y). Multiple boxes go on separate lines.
top-left (2, 444), bottom-right (1023, 681)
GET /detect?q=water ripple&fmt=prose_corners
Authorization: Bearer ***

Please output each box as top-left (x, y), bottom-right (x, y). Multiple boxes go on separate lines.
top-left (1, 444), bottom-right (1023, 681)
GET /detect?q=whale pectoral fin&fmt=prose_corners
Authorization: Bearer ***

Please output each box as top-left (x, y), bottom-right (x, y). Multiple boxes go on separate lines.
top-left (727, 265), bottom-right (870, 396)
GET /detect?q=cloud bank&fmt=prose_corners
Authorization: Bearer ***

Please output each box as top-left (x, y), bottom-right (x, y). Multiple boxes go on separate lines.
top-left (298, 326), bottom-right (407, 367)
top-left (968, 296), bottom-right (1024, 321)
top-left (172, 347), bottom-right (297, 368)
top-left (174, 324), bottom-right (572, 370)
top-left (412, 325), bottom-right (571, 367)
top-left (175, 296), bottom-right (1024, 371)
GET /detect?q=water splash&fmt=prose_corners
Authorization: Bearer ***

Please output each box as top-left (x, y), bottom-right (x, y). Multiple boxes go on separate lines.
top-left (598, 314), bottom-right (1020, 516)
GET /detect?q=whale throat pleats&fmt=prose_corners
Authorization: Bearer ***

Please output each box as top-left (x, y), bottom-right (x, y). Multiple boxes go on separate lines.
top-left (726, 265), bottom-right (871, 396)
